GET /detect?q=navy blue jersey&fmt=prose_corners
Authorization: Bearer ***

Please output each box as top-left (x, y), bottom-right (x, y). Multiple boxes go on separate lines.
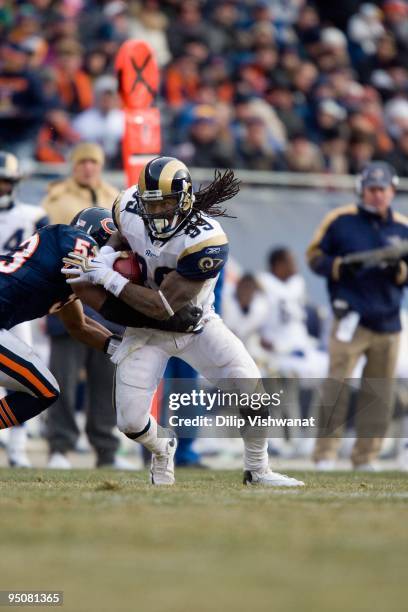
top-left (307, 204), bottom-right (408, 332)
top-left (0, 225), bottom-right (97, 330)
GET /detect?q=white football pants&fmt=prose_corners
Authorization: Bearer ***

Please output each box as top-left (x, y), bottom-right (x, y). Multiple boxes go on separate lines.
top-left (112, 318), bottom-right (268, 472)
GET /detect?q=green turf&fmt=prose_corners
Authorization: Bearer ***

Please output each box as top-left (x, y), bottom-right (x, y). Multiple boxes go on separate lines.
top-left (0, 469), bottom-right (407, 612)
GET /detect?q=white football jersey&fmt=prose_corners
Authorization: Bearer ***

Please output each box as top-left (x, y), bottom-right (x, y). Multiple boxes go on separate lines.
top-left (223, 291), bottom-right (269, 343)
top-left (257, 272), bottom-right (312, 354)
top-left (114, 186), bottom-right (229, 315)
top-left (0, 201), bottom-right (48, 253)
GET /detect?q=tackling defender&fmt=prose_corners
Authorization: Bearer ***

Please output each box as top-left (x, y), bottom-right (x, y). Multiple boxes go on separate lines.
top-left (0, 207), bottom-right (118, 429)
top-left (0, 205), bottom-right (203, 431)
top-left (65, 156), bottom-right (305, 487)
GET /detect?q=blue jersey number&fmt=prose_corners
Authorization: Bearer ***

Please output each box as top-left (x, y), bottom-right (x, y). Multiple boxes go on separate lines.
top-left (136, 255), bottom-right (173, 287)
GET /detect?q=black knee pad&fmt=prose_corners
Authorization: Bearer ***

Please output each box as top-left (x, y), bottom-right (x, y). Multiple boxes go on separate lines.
top-left (125, 419), bottom-right (151, 440)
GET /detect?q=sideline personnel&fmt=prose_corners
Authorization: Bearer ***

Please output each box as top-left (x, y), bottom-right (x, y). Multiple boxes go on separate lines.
top-left (41, 143), bottom-right (123, 469)
top-left (307, 161), bottom-right (408, 470)
top-left (42, 142), bottom-right (117, 224)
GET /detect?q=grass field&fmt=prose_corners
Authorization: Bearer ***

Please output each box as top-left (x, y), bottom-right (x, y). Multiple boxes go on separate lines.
top-left (1, 469), bottom-right (407, 612)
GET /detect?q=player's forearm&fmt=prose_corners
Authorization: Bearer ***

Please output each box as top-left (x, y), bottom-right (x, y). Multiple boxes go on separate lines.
top-left (67, 317), bottom-right (112, 350)
top-left (118, 271), bottom-right (204, 320)
top-left (118, 283), bottom-right (169, 320)
top-left (84, 315), bottom-right (113, 336)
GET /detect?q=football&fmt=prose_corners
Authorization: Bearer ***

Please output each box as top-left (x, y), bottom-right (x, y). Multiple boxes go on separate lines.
top-left (113, 251), bottom-right (142, 284)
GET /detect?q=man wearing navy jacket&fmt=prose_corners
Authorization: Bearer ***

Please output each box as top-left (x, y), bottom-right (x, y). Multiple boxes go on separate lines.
top-left (307, 161), bottom-right (408, 470)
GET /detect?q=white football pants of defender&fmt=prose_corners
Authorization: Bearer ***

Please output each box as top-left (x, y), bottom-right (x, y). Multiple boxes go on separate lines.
top-left (113, 317), bottom-right (269, 472)
top-left (2, 323), bottom-right (34, 461)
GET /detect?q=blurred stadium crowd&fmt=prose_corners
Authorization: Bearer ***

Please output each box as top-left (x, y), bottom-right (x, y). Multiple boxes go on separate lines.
top-left (1, 0), bottom-right (408, 174)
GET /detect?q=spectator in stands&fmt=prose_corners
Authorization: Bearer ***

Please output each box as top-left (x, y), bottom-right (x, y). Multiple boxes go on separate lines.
top-left (243, 98), bottom-right (287, 150)
top-left (312, 99), bottom-right (348, 144)
top-left (383, 0), bottom-right (408, 54)
top-left (72, 75), bottom-right (124, 169)
top-left (384, 98), bottom-right (408, 140)
top-left (207, 1), bottom-right (241, 56)
top-left (0, 40), bottom-right (45, 159)
top-left (101, 1), bottom-right (129, 44)
top-left (237, 116), bottom-right (284, 171)
top-left (317, 27), bottom-right (351, 72)
top-left (359, 32), bottom-right (400, 86)
top-left (385, 128), bottom-right (408, 176)
top-left (41, 66), bottom-right (64, 110)
top-left (183, 109), bottom-right (236, 169)
top-left (128, 0), bottom-right (171, 67)
top-left (265, 77), bottom-right (305, 139)
top-left (291, 61), bottom-right (318, 114)
top-left (200, 57), bottom-right (234, 104)
top-left (165, 54), bottom-right (201, 109)
top-left (2, 0), bottom-right (408, 176)
top-left (35, 107), bottom-right (80, 163)
top-left (83, 47), bottom-right (111, 81)
top-left (53, 38), bottom-right (93, 115)
top-left (295, 3), bottom-right (321, 48)
top-left (347, 131), bottom-right (377, 174)
top-left (166, 0), bottom-right (207, 59)
top-left (347, 3), bottom-right (385, 58)
top-left (284, 132), bottom-right (324, 173)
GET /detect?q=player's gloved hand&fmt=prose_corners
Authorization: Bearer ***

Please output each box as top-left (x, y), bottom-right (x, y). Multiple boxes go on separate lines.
top-left (159, 304), bottom-right (203, 333)
top-left (380, 259), bottom-right (408, 284)
top-left (61, 251), bottom-right (129, 297)
top-left (334, 256), bottom-right (364, 280)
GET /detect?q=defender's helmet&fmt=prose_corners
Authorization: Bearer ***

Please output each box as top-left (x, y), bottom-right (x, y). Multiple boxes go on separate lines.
top-left (0, 152), bottom-right (22, 209)
top-left (136, 156), bottom-right (195, 239)
top-left (70, 207), bottom-right (116, 247)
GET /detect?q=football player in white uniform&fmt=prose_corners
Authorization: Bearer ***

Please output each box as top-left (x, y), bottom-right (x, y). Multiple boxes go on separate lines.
top-left (0, 152), bottom-right (49, 467)
top-left (65, 157), bottom-right (304, 487)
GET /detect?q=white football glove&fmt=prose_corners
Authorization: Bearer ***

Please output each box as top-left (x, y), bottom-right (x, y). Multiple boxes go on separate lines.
top-left (61, 251), bottom-right (129, 297)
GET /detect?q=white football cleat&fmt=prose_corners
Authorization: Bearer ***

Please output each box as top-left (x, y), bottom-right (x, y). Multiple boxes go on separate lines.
top-left (243, 469), bottom-right (304, 487)
top-left (8, 451), bottom-right (32, 468)
top-left (150, 435), bottom-right (178, 485)
top-left (47, 452), bottom-right (72, 470)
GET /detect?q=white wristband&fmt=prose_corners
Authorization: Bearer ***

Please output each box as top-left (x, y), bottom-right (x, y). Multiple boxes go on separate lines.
top-left (103, 271), bottom-right (129, 297)
top-left (158, 290), bottom-right (175, 317)
top-left (99, 245), bottom-right (115, 255)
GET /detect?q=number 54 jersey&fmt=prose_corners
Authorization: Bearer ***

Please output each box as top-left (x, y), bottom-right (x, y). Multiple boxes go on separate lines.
top-left (114, 187), bottom-right (229, 316)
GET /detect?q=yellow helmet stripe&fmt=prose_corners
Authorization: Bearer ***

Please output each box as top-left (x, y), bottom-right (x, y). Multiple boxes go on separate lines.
top-left (158, 159), bottom-right (189, 195)
top-left (138, 165), bottom-right (147, 193)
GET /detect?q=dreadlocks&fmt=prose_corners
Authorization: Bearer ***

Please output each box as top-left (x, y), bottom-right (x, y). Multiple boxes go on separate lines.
top-left (192, 169), bottom-right (240, 219)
